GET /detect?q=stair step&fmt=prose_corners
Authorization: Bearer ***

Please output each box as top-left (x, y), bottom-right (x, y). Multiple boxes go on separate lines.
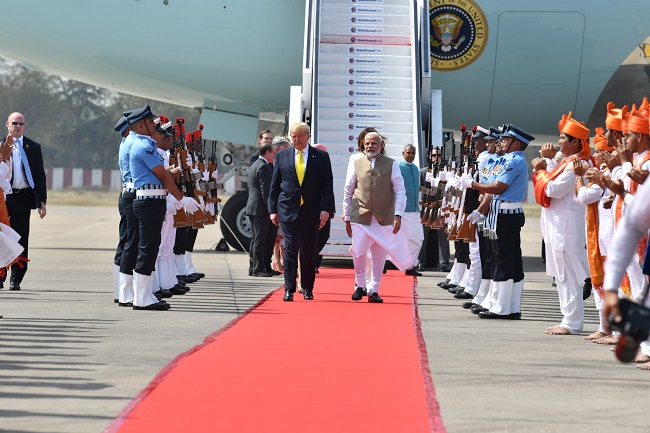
top-left (319, 52), bottom-right (414, 67)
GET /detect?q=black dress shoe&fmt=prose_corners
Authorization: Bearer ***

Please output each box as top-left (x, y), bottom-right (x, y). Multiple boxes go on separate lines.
top-left (133, 301), bottom-right (171, 311)
top-left (440, 282), bottom-right (457, 290)
top-left (478, 311), bottom-right (521, 320)
top-left (351, 287), bottom-right (367, 301)
top-left (440, 263), bottom-right (452, 272)
top-left (283, 290), bottom-right (294, 302)
top-left (191, 272), bottom-right (206, 278)
top-left (154, 289), bottom-right (173, 298)
top-left (303, 290), bottom-right (314, 300)
top-left (448, 286), bottom-right (464, 294)
top-left (454, 291), bottom-right (473, 299)
top-left (471, 305), bottom-right (488, 314)
top-left (405, 267), bottom-right (422, 276)
top-left (114, 298), bottom-right (119, 303)
top-left (169, 286), bottom-right (186, 295)
top-left (9, 285), bottom-right (20, 291)
top-left (437, 279), bottom-right (450, 287)
top-left (462, 301), bottom-right (477, 309)
top-left (266, 269), bottom-right (282, 276)
top-left (252, 271), bottom-right (274, 277)
top-left (175, 283), bottom-right (189, 293)
top-left (179, 275), bottom-right (198, 283)
top-left (368, 292), bottom-right (383, 303)
top-left (118, 302), bottom-right (133, 307)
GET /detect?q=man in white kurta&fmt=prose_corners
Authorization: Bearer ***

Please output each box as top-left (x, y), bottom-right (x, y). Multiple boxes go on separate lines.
top-left (343, 132), bottom-right (409, 303)
top-left (533, 118), bottom-right (591, 335)
top-left (398, 144), bottom-right (424, 275)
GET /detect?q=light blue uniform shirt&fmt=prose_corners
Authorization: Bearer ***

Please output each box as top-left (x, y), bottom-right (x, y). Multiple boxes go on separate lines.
top-left (398, 161), bottom-right (420, 212)
top-left (494, 151), bottom-right (528, 202)
top-left (481, 154), bottom-right (503, 184)
top-left (129, 134), bottom-right (164, 188)
top-left (119, 133), bottom-right (135, 186)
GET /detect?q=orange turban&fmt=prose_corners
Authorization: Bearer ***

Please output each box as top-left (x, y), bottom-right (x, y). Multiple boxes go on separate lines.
top-left (559, 112), bottom-right (590, 156)
top-left (621, 105), bottom-right (633, 135)
top-left (626, 104), bottom-right (649, 135)
top-left (605, 102), bottom-right (623, 132)
top-left (593, 127), bottom-right (613, 151)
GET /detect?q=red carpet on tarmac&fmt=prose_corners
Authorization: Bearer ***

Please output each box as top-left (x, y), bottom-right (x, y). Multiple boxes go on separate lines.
top-left (104, 268), bottom-right (445, 433)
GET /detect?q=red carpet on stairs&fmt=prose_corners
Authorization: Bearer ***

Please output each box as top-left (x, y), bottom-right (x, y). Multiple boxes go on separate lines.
top-left (104, 268), bottom-right (446, 433)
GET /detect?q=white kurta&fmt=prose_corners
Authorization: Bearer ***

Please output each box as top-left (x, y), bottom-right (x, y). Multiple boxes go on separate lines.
top-left (541, 159), bottom-right (590, 333)
top-left (343, 156), bottom-right (411, 273)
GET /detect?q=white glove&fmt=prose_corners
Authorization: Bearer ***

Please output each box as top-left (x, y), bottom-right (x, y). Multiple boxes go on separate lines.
top-left (186, 155), bottom-right (193, 168)
top-left (211, 170), bottom-right (218, 178)
top-left (468, 210), bottom-right (485, 224)
top-left (460, 174), bottom-right (474, 189)
top-left (202, 171), bottom-right (209, 182)
top-left (180, 196), bottom-right (200, 214)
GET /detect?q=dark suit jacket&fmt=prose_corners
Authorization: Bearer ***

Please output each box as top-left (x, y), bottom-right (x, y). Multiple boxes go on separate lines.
top-left (246, 157), bottom-right (271, 216)
top-left (3, 136), bottom-right (47, 209)
top-left (269, 145), bottom-right (334, 223)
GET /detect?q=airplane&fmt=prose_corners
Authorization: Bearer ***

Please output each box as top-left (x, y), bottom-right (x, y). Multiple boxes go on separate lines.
top-left (1, 0), bottom-right (649, 251)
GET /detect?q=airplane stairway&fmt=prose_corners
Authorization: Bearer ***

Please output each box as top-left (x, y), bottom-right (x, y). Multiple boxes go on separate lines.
top-left (307, 0), bottom-right (426, 255)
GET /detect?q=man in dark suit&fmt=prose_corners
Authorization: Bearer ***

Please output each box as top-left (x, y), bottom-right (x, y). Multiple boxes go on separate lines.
top-left (2, 112), bottom-right (47, 290)
top-left (247, 143), bottom-right (275, 277)
top-left (269, 123), bottom-right (334, 301)
top-left (248, 129), bottom-right (273, 167)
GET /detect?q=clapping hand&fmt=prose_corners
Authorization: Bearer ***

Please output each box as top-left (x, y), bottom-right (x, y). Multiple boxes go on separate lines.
top-left (627, 168), bottom-right (649, 185)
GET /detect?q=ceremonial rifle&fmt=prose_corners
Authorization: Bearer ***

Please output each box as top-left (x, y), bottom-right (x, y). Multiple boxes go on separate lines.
top-left (185, 125), bottom-right (211, 227)
top-left (171, 119), bottom-right (190, 228)
top-left (179, 118), bottom-right (208, 227)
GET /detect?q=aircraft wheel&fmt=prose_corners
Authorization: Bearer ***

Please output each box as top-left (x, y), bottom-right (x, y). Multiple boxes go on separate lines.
top-left (219, 190), bottom-right (251, 252)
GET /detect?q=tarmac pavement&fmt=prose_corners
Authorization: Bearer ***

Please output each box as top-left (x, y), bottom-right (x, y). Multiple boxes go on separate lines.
top-left (0, 206), bottom-right (647, 433)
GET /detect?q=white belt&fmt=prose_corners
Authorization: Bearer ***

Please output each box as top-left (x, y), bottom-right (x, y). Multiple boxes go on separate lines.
top-left (136, 189), bottom-right (167, 197)
top-left (499, 202), bottom-right (522, 210)
top-left (125, 181), bottom-right (135, 189)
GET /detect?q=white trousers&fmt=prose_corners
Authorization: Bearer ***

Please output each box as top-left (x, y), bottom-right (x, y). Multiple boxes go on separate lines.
top-left (447, 260), bottom-right (465, 285)
top-left (353, 242), bottom-right (388, 295)
top-left (403, 212), bottom-right (424, 268)
top-left (474, 279), bottom-right (492, 307)
top-left (156, 214), bottom-right (177, 290)
top-left (556, 274), bottom-right (584, 334)
top-left (463, 231), bottom-right (482, 296)
top-left (488, 279), bottom-right (523, 315)
top-left (133, 271), bottom-right (159, 307)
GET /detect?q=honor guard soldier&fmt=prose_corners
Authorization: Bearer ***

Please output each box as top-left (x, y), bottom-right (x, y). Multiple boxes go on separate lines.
top-left (126, 105), bottom-right (199, 311)
top-left (461, 124), bottom-right (533, 319)
top-left (113, 114), bottom-right (131, 305)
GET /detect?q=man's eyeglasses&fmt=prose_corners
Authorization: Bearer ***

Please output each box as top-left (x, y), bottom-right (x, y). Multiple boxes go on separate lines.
top-left (431, 154), bottom-right (441, 157)
top-left (11, 122), bottom-right (25, 126)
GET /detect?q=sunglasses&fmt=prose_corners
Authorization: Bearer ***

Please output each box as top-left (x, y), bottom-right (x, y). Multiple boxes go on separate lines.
top-left (11, 122), bottom-right (25, 126)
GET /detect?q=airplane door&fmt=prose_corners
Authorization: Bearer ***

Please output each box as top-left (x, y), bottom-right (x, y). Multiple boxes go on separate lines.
top-left (489, 12), bottom-right (585, 129)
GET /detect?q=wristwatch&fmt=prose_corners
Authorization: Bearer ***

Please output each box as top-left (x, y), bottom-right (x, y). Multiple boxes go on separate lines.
top-left (394, 215), bottom-right (401, 219)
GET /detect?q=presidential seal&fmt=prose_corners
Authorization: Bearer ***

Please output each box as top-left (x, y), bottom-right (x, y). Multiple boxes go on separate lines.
top-left (429, 0), bottom-right (488, 71)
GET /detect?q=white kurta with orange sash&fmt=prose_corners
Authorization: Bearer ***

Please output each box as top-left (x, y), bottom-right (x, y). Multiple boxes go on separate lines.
top-left (534, 156), bottom-right (590, 333)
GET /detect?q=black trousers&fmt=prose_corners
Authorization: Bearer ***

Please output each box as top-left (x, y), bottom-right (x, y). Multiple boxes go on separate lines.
top-left (173, 226), bottom-right (186, 256)
top-left (114, 192), bottom-right (127, 266)
top-left (280, 207), bottom-right (319, 292)
top-left (492, 212), bottom-right (525, 282)
top-left (478, 229), bottom-right (494, 280)
top-left (119, 192), bottom-right (138, 275)
top-left (249, 214), bottom-right (270, 274)
top-left (314, 218), bottom-right (331, 269)
top-left (132, 198), bottom-right (166, 276)
top-left (4, 188), bottom-right (35, 285)
top-left (185, 227), bottom-right (198, 253)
